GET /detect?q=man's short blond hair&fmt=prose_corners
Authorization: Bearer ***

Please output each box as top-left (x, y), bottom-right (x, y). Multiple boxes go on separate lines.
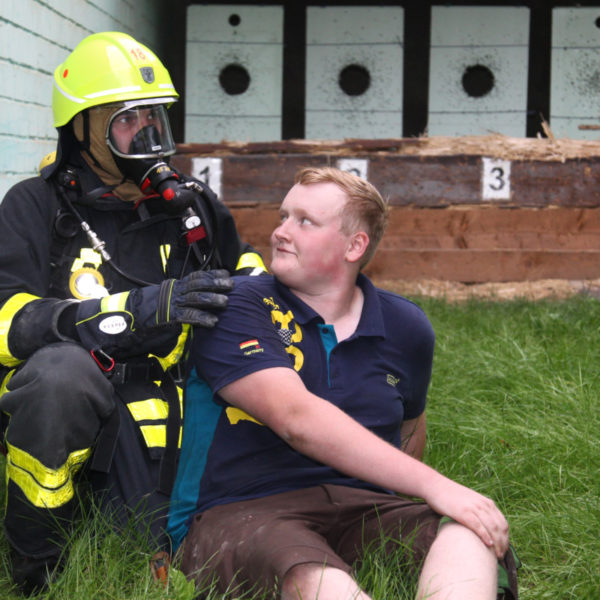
top-left (294, 166), bottom-right (389, 267)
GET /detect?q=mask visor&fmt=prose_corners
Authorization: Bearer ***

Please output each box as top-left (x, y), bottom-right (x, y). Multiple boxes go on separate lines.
top-left (106, 101), bottom-right (176, 159)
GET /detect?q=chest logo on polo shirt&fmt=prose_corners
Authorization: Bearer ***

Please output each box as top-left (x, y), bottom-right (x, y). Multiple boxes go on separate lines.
top-left (263, 298), bottom-right (304, 372)
top-left (386, 374), bottom-right (400, 387)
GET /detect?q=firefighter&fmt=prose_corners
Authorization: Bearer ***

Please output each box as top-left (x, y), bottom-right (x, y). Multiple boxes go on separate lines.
top-left (0, 31), bottom-right (265, 594)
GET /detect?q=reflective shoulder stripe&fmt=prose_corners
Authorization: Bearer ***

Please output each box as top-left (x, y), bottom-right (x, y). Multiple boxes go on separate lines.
top-left (38, 151), bottom-right (57, 173)
top-left (235, 251), bottom-right (267, 273)
top-left (150, 323), bottom-right (190, 370)
top-left (6, 442), bottom-right (91, 508)
top-left (0, 293), bottom-right (40, 366)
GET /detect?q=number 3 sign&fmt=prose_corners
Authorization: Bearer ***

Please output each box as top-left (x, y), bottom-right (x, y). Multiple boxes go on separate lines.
top-left (482, 157), bottom-right (511, 201)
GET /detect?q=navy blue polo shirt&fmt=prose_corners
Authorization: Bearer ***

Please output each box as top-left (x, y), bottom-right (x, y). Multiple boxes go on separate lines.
top-left (167, 274), bottom-right (435, 549)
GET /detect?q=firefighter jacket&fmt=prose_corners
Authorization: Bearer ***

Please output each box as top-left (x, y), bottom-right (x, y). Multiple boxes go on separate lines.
top-left (0, 157), bottom-right (262, 367)
top-left (0, 156), bottom-right (265, 460)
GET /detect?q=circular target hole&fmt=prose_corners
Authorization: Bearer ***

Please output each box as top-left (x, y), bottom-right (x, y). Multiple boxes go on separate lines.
top-left (229, 14), bottom-right (241, 26)
top-left (219, 64), bottom-right (250, 95)
top-left (339, 64), bottom-right (371, 96)
top-left (462, 64), bottom-right (495, 98)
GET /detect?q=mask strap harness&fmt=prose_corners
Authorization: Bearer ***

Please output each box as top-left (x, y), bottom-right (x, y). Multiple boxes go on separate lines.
top-left (54, 167), bottom-right (218, 286)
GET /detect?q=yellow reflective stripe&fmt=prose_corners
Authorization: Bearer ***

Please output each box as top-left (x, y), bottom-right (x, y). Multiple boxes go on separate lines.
top-left (71, 248), bottom-right (103, 271)
top-left (127, 398), bottom-right (168, 421)
top-left (178, 387), bottom-right (183, 448)
top-left (160, 244), bottom-right (171, 274)
top-left (6, 442), bottom-right (91, 508)
top-left (150, 323), bottom-right (190, 370)
top-left (1, 368), bottom-right (15, 398)
top-left (139, 424), bottom-right (166, 448)
top-left (235, 252), bottom-right (267, 273)
top-left (39, 151), bottom-right (56, 173)
top-left (139, 424), bottom-right (182, 449)
top-left (137, 385), bottom-right (183, 449)
top-left (100, 292), bottom-right (129, 312)
top-left (0, 293), bottom-right (40, 366)
top-left (128, 385), bottom-right (183, 450)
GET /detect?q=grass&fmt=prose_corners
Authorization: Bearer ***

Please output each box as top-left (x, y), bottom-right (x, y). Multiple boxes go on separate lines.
top-left (1, 294), bottom-right (598, 598)
top-left (421, 295), bottom-right (600, 599)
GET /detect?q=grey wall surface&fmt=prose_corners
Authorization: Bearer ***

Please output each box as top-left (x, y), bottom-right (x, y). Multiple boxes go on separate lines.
top-left (1, 0), bottom-right (163, 200)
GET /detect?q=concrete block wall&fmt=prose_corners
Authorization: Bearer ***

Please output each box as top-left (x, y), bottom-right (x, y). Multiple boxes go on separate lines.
top-left (428, 6), bottom-right (530, 137)
top-left (0, 0), bottom-right (163, 201)
top-left (550, 7), bottom-right (600, 139)
top-left (305, 6), bottom-right (404, 140)
top-left (185, 4), bottom-right (284, 144)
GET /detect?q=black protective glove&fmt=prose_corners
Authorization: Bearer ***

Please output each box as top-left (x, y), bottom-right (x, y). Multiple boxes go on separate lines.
top-left (7, 298), bottom-right (78, 361)
top-left (6, 270), bottom-right (233, 362)
top-left (75, 269), bottom-right (233, 353)
top-left (130, 269), bottom-right (233, 328)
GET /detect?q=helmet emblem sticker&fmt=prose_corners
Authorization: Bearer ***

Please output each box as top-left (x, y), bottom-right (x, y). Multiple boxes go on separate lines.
top-left (140, 67), bottom-right (155, 83)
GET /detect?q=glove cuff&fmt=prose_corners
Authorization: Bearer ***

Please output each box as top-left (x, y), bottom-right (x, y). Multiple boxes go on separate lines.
top-left (8, 299), bottom-right (78, 359)
top-left (156, 279), bottom-right (176, 325)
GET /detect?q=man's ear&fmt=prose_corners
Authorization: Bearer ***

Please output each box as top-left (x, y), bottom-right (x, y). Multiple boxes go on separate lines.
top-left (346, 231), bottom-right (369, 264)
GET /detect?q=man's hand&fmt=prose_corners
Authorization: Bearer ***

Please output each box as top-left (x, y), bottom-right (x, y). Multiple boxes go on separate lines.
top-left (219, 367), bottom-right (510, 560)
top-left (422, 477), bottom-right (509, 558)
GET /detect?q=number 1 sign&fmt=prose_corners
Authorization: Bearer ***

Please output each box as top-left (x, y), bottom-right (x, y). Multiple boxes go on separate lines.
top-left (191, 158), bottom-right (223, 200)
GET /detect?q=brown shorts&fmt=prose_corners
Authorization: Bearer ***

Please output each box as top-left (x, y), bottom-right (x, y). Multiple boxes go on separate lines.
top-left (179, 484), bottom-right (441, 595)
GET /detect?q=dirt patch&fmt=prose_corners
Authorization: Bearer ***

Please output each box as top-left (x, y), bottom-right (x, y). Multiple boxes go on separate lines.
top-left (373, 278), bottom-right (600, 302)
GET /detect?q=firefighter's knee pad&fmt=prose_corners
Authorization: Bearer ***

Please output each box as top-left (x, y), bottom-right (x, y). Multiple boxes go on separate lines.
top-left (1, 342), bottom-right (115, 465)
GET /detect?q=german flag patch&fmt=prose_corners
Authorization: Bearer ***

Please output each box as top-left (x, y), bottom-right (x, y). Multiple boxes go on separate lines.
top-left (239, 339), bottom-right (263, 355)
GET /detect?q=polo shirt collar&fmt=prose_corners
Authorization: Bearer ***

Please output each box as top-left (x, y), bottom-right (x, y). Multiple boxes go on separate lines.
top-left (273, 274), bottom-right (386, 339)
top-left (273, 278), bottom-right (318, 325)
top-left (355, 274), bottom-right (386, 338)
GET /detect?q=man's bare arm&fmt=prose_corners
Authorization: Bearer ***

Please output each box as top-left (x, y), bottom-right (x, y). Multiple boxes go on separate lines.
top-left (218, 366), bottom-right (509, 558)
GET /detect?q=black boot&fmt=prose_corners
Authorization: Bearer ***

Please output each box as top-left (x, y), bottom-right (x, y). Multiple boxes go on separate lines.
top-left (9, 548), bottom-right (62, 596)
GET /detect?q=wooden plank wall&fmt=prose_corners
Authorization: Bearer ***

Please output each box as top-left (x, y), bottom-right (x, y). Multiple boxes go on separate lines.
top-left (172, 137), bottom-right (600, 282)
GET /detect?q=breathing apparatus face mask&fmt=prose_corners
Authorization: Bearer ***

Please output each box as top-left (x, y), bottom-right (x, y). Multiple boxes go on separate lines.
top-left (106, 99), bottom-right (177, 188)
top-left (107, 101), bottom-right (175, 158)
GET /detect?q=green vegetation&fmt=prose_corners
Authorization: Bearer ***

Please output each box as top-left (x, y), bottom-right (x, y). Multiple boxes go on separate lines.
top-left (1, 295), bottom-right (598, 598)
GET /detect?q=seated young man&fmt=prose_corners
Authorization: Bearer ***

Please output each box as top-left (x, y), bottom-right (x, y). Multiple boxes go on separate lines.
top-left (167, 167), bottom-right (519, 600)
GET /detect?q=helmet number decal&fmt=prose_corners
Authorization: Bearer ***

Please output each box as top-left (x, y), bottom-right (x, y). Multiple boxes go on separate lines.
top-left (130, 47), bottom-right (148, 61)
